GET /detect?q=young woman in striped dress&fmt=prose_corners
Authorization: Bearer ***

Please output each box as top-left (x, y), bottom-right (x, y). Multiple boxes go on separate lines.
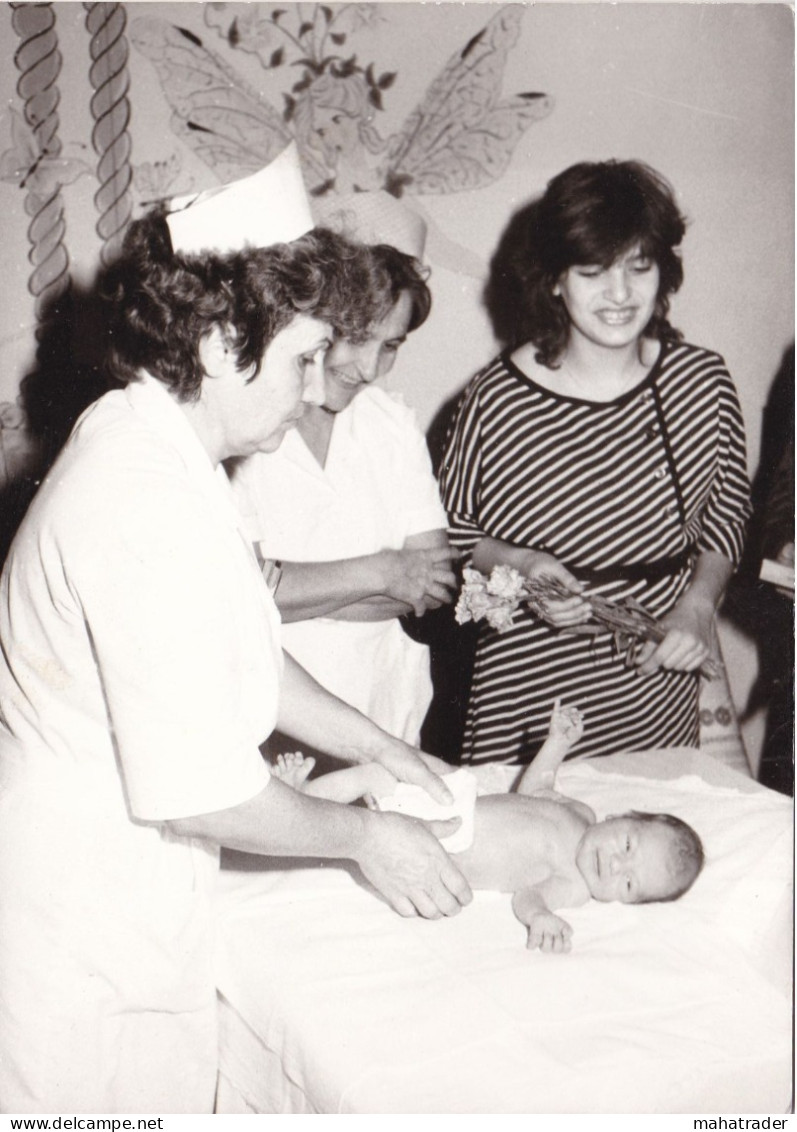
top-left (439, 160), bottom-right (751, 765)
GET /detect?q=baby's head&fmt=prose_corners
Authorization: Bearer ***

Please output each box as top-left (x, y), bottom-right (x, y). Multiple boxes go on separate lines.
top-left (575, 811), bottom-right (704, 904)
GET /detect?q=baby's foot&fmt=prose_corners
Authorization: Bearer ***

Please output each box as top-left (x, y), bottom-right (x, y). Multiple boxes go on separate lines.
top-left (548, 698), bottom-right (584, 748)
top-left (273, 751), bottom-right (316, 791)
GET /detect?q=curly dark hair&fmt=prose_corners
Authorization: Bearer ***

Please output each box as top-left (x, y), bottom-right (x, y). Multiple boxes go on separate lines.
top-left (485, 160), bottom-right (687, 365)
top-left (367, 244), bottom-right (432, 334)
top-left (624, 810), bottom-right (705, 904)
top-left (101, 207), bottom-right (388, 401)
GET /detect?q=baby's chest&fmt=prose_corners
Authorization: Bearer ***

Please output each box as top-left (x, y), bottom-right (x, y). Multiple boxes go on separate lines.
top-left (480, 816), bottom-right (561, 891)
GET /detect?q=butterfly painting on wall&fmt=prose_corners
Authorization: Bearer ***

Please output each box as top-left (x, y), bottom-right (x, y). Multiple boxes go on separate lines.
top-left (130, 2), bottom-right (553, 200)
top-left (0, 107), bottom-right (92, 200)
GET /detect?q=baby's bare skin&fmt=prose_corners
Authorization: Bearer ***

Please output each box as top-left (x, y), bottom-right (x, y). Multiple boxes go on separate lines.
top-left (272, 700), bottom-right (696, 953)
top-left (272, 701), bottom-right (592, 952)
top-left (455, 792), bottom-right (592, 900)
top-left (453, 703), bottom-right (594, 953)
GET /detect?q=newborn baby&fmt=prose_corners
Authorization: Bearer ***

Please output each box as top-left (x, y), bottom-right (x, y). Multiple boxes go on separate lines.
top-left (272, 702), bottom-right (704, 952)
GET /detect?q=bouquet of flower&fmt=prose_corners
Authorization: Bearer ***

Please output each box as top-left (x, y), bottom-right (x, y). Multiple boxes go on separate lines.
top-left (455, 565), bottom-right (720, 679)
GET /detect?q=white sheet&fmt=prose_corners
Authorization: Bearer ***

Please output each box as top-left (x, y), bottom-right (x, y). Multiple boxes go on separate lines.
top-left (213, 751), bottom-right (793, 1114)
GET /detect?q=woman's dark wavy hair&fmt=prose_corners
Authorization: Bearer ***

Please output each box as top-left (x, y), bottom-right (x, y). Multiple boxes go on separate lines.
top-left (367, 244), bottom-right (432, 334)
top-left (101, 207), bottom-right (388, 402)
top-left (485, 160), bottom-right (687, 365)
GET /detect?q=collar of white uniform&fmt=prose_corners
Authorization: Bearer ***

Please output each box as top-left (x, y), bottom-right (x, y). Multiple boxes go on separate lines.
top-left (124, 373), bottom-right (239, 519)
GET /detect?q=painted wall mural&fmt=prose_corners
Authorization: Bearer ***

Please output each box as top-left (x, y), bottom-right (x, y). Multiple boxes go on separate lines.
top-left (85, 1), bottom-right (133, 266)
top-left (1, 1), bottom-right (85, 490)
top-left (0, 2), bottom-right (551, 495)
top-left (129, 3), bottom-right (552, 200)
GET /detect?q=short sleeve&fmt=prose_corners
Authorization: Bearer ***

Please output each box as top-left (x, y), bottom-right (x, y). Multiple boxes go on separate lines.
top-left (438, 380), bottom-right (488, 556)
top-left (694, 364), bottom-right (752, 565)
top-left (383, 393), bottom-right (447, 538)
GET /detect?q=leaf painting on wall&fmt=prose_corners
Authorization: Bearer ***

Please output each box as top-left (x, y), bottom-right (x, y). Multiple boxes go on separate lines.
top-left (130, 3), bottom-right (552, 200)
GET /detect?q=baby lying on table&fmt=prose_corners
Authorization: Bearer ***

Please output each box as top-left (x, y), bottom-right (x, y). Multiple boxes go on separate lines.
top-left (272, 702), bottom-right (704, 953)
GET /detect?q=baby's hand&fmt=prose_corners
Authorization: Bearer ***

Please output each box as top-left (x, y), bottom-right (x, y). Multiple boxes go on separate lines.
top-left (548, 698), bottom-right (584, 748)
top-left (272, 751), bottom-right (316, 791)
top-left (526, 910), bottom-right (574, 954)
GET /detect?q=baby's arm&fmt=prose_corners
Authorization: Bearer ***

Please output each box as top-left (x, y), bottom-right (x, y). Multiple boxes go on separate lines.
top-left (512, 872), bottom-right (588, 953)
top-left (512, 885), bottom-right (574, 954)
top-left (272, 752), bottom-right (397, 804)
top-left (515, 699), bottom-right (584, 796)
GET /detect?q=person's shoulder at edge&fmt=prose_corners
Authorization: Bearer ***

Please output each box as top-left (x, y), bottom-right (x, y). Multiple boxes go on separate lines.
top-left (659, 338), bottom-right (730, 374)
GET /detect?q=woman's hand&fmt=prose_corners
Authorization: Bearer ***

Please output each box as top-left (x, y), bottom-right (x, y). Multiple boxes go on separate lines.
top-left (370, 738), bottom-right (456, 806)
top-left (375, 545), bottom-right (458, 616)
top-left (519, 549), bottom-right (591, 628)
top-left (354, 809), bottom-right (473, 918)
top-left (169, 775), bottom-right (471, 920)
top-left (635, 594), bottom-right (714, 676)
top-left (635, 549), bottom-right (731, 676)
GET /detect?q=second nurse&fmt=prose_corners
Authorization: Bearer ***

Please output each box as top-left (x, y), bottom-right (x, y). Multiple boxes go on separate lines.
top-left (231, 192), bottom-right (456, 747)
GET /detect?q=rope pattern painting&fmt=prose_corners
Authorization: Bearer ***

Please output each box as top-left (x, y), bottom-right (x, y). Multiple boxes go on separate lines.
top-left (84, 2), bottom-right (132, 265)
top-left (10, 0), bottom-right (71, 329)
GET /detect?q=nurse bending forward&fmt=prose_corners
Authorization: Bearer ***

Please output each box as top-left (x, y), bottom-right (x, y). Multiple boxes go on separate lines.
top-left (0, 151), bottom-right (471, 1114)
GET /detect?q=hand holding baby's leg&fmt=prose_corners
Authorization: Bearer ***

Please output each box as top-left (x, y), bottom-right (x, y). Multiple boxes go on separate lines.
top-left (272, 751), bottom-right (316, 791)
top-left (526, 911), bottom-right (574, 954)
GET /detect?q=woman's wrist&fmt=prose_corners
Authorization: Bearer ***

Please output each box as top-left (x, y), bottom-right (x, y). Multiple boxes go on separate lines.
top-left (329, 795), bottom-right (371, 861)
top-left (472, 537), bottom-right (537, 576)
top-left (516, 548), bottom-right (546, 578)
top-left (677, 550), bottom-right (733, 615)
top-left (674, 586), bottom-right (718, 617)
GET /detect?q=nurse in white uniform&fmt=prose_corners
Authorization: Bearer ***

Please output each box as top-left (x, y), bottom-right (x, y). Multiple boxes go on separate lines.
top-left (231, 193), bottom-right (455, 745)
top-left (0, 149), bottom-right (471, 1114)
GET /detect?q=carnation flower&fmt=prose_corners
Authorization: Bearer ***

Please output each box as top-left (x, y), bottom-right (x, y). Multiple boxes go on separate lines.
top-left (455, 566), bottom-right (719, 679)
top-left (484, 604), bottom-right (517, 633)
top-left (486, 564), bottom-right (527, 600)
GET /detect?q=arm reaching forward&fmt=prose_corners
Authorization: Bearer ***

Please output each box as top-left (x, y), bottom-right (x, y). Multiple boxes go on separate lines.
top-left (277, 650), bottom-right (454, 805)
top-left (274, 531), bottom-right (458, 622)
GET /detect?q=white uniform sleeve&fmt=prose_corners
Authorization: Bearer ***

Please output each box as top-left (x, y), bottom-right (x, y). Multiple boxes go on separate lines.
top-left (379, 391), bottom-right (447, 539)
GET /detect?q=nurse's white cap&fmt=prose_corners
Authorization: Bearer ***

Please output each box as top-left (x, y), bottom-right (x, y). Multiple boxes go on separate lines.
top-left (312, 191), bottom-right (427, 261)
top-left (166, 143), bottom-right (314, 255)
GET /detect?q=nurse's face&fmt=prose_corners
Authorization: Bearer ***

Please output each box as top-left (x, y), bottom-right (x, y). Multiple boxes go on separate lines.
top-left (322, 290), bottom-right (414, 414)
top-left (233, 316), bottom-right (330, 456)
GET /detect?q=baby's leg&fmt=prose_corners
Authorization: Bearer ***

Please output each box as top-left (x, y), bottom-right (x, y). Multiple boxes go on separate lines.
top-left (272, 751), bottom-right (317, 790)
top-left (302, 762), bottom-right (397, 805)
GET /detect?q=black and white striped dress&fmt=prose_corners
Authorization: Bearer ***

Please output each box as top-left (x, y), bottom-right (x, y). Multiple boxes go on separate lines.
top-left (439, 340), bottom-right (751, 764)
